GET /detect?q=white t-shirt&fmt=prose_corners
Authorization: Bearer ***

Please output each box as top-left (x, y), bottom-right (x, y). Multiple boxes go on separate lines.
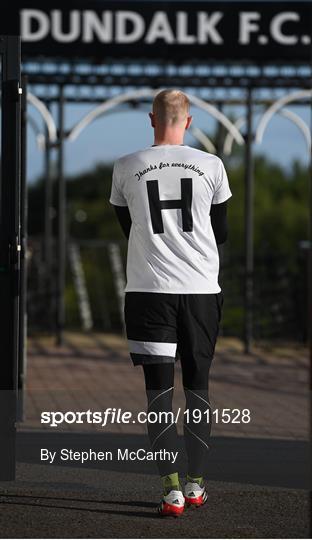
top-left (109, 144), bottom-right (232, 293)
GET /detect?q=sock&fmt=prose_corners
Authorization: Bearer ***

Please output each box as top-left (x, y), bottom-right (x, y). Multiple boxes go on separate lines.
top-left (187, 474), bottom-right (204, 486)
top-left (162, 472), bottom-right (180, 495)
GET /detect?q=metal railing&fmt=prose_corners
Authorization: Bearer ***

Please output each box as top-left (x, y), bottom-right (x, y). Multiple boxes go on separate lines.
top-left (26, 236), bottom-right (308, 344)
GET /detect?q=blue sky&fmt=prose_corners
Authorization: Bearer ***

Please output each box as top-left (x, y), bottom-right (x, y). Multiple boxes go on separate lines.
top-left (26, 98), bottom-right (311, 184)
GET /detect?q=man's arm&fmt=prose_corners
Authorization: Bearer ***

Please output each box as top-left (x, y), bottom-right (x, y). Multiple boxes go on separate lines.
top-left (114, 203), bottom-right (227, 243)
top-left (113, 205), bottom-right (132, 239)
top-left (210, 201), bottom-right (228, 245)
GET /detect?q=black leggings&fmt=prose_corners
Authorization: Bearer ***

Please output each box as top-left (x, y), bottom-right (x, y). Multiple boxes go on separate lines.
top-left (143, 360), bottom-right (212, 478)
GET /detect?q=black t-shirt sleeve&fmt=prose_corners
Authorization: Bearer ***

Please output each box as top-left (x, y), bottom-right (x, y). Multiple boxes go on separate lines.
top-left (210, 201), bottom-right (228, 245)
top-left (113, 205), bottom-right (132, 239)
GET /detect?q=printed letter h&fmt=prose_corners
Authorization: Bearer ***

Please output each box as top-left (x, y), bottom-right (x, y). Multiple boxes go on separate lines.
top-left (146, 178), bottom-right (193, 234)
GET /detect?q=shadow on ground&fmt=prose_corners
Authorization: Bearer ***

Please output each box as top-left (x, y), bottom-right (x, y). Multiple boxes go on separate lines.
top-left (14, 431), bottom-right (310, 490)
top-left (0, 432), bottom-right (310, 538)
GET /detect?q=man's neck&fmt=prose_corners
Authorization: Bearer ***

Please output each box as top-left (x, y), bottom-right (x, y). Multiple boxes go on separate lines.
top-left (153, 129), bottom-right (185, 146)
top-left (153, 141), bottom-right (184, 146)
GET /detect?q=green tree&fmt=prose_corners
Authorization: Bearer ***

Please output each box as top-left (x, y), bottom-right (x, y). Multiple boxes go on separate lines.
top-left (27, 154), bottom-right (309, 340)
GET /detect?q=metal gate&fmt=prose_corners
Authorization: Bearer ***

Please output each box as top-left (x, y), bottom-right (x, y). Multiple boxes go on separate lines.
top-left (0, 35), bottom-right (22, 481)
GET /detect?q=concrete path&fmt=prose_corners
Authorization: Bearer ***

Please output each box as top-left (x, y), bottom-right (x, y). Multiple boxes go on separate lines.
top-left (0, 333), bottom-right (309, 538)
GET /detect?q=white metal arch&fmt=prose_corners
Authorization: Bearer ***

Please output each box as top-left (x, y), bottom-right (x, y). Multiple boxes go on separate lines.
top-left (187, 93), bottom-right (244, 145)
top-left (27, 115), bottom-right (47, 150)
top-left (68, 88), bottom-right (244, 145)
top-left (27, 92), bottom-right (57, 143)
top-left (223, 117), bottom-right (245, 156)
top-left (189, 126), bottom-right (216, 154)
top-left (255, 89), bottom-right (312, 145)
top-left (224, 107), bottom-right (311, 155)
top-left (279, 109), bottom-right (311, 151)
top-left (27, 103), bottom-right (216, 157)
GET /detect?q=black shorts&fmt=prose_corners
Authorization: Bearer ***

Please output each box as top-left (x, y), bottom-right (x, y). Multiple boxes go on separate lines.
top-left (124, 292), bottom-right (223, 368)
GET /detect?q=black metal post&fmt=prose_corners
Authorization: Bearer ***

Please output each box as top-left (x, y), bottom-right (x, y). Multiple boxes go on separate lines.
top-left (244, 87), bottom-right (254, 354)
top-left (215, 101), bottom-right (225, 336)
top-left (17, 74), bottom-right (28, 422)
top-left (0, 35), bottom-right (21, 480)
top-left (309, 83), bottom-right (312, 387)
top-left (56, 85), bottom-right (66, 346)
top-left (215, 100), bottom-right (224, 159)
top-left (44, 103), bottom-right (53, 330)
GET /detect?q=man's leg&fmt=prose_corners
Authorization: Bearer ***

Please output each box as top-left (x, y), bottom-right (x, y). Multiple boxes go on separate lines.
top-left (142, 363), bottom-right (185, 515)
top-left (178, 292), bottom-right (223, 500)
top-left (142, 363), bottom-right (180, 489)
top-left (124, 292), bottom-right (185, 515)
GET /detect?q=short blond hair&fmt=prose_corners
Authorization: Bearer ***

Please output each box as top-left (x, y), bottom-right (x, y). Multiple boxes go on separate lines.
top-left (153, 89), bottom-right (190, 126)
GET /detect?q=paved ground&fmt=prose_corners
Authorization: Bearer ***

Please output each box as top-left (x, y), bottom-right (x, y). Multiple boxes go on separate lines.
top-left (22, 333), bottom-right (309, 440)
top-left (0, 333), bottom-right (310, 538)
top-left (0, 467), bottom-right (309, 538)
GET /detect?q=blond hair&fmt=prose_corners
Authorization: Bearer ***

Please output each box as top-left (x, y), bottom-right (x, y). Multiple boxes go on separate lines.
top-left (152, 89), bottom-right (190, 126)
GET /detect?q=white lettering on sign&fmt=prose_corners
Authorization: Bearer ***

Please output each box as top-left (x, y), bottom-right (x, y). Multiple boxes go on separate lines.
top-left (20, 9), bottom-right (308, 48)
top-left (51, 10), bottom-right (80, 43)
top-left (270, 12), bottom-right (300, 45)
top-left (197, 12), bottom-right (223, 44)
top-left (145, 11), bottom-right (175, 44)
top-left (115, 11), bottom-right (145, 44)
top-left (82, 10), bottom-right (113, 43)
top-left (239, 12), bottom-right (261, 44)
top-left (176, 11), bottom-right (196, 44)
top-left (21, 9), bottom-right (50, 42)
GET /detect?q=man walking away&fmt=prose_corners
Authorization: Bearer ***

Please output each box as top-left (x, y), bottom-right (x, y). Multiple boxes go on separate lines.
top-left (110, 89), bottom-right (231, 517)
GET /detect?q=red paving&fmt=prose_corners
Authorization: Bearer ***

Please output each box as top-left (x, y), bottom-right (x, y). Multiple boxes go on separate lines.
top-left (20, 332), bottom-right (309, 440)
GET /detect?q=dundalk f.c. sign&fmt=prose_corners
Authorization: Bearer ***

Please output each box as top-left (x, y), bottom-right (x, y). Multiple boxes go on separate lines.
top-left (3, 1), bottom-right (312, 62)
